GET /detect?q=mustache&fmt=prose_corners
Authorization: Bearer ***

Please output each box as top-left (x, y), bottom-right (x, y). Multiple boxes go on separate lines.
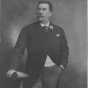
top-left (37, 13), bottom-right (44, 16)
top-left (37, 15), bottom-right (45, 18)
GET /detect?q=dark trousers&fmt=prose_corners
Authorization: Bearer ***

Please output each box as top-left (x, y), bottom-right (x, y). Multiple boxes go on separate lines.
top-left (22, 65), bottom-right (62, 88)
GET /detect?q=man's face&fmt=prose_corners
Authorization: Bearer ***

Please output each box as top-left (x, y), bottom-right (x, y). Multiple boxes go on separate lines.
top-left (37, 3), bottom-right (52, 22)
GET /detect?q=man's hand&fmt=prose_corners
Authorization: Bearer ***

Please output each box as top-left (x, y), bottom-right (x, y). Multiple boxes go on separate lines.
top-left (7, 69), bottom-right (29, 79)
top-left (6, 69), bottom-right (16, 78)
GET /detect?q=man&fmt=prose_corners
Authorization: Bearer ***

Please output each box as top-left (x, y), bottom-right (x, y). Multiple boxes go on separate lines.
top-left (7, 1), bottom-right (69, 88)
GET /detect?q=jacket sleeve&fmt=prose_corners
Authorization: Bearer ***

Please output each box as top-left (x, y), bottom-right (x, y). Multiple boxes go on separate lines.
top-left (58, 28), bottom-right (69, 69)
top-left (10, 28), bottom-right (28, 71)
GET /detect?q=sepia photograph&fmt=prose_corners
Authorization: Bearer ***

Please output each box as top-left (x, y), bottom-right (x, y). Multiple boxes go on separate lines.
top-left (0, 0), bottom-right (87, 88)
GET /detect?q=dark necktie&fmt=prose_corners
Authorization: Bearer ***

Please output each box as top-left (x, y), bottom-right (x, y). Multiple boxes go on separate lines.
top-left (41, 26), bottom-right (49, 32)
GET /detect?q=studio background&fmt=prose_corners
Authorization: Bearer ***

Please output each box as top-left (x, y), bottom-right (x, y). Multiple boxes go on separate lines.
top-left (0, 0), bottom-right (87, 88)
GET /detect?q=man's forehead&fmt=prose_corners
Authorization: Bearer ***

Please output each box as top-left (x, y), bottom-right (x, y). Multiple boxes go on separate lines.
top-left (38, 3), bottom-right (49, 8)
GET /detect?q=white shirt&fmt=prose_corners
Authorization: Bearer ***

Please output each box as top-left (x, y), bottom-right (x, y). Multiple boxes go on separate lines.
top-left (44, 55), bottom-right (56, 67)
top-left (40, 21), bottom-right (50, 27)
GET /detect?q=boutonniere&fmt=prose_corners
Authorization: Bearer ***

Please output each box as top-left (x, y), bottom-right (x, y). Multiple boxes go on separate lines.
top-left (56, 33), bottom-right (60, 37)
top-left (49, 25), bottom-right (53, 32)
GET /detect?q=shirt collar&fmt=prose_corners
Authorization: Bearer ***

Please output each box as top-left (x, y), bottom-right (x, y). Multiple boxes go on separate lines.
top-left (40, 21), bottom-right (50, 27)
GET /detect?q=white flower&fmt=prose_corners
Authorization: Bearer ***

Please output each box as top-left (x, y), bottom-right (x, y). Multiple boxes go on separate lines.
top-left (56, 34), bottom-right (60, 37)
top-left (49, 25), bottom-right (53, 32)
top-left (49, 25), bottom-right (53, 29)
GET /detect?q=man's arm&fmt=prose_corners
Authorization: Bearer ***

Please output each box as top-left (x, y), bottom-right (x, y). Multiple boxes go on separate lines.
top-left (7, 28), bottom-right (28, 78)
top-left (50, 27), bottom-right (69, 70)
top-left (11, 29), bottom-right (27, 70)
top-left (59, 28), bottom-right (69, 70)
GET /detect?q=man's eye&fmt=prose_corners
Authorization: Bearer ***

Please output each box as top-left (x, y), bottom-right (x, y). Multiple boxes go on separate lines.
top-left (38, 8), bottom-right (47, 11)
top-left (43, 8), bottom-right (46, 10)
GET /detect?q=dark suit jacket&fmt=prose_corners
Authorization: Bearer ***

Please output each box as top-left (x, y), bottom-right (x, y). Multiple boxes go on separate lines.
top-left (12, 21), bottom-right (69, 75)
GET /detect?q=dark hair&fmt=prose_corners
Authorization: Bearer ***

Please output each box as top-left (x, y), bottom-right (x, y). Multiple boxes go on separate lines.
top-left (37, 1), bottom-right (53, 12)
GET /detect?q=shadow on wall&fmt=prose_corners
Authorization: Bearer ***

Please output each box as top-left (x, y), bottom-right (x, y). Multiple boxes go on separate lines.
top-left (59, 62), bottom-right (87, 88)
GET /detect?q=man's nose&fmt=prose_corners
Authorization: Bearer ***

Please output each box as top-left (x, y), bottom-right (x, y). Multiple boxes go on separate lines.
top-left (39, 10), bottom-right (43, 13)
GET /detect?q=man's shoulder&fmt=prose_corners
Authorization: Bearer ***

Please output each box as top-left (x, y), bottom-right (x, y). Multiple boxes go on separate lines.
top-left (20, 22), bottom-right (38, 34)
top-left (22, 21), bottom-right (39, 30)
top-left (53, 24), bottom-right (65, 33)
top-left (28, 21), bottom-right (39, 26)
